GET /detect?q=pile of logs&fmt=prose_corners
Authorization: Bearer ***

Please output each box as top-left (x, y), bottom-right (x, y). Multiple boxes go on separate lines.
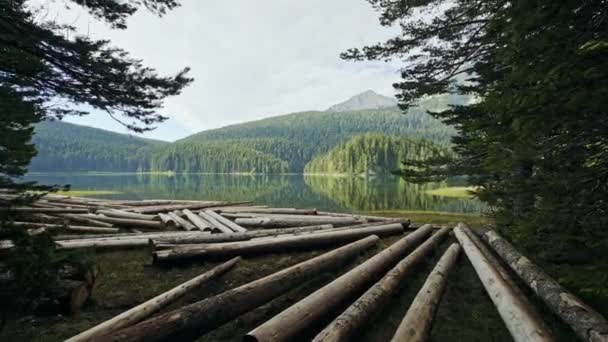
top-left (3, 191), bottom-right (607, 342)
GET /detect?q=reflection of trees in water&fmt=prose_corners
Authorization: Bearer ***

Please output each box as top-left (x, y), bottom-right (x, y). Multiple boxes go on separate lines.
top-left (304, 175), bottom-right (486, 213)
top-left (24, 173), bottom-right (485, 213)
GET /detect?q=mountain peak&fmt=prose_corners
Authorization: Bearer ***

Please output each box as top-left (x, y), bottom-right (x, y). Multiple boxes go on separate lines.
top-left (326, 90), bottom-right (398, 112)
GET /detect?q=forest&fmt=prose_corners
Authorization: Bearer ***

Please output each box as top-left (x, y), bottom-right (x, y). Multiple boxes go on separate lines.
top-left (30, 104), bottom-right (454, 174)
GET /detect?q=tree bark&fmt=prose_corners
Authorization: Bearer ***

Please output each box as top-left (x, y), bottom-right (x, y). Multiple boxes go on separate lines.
top-left (482, 229), bottom-right (608, 342)
top-left (157, 213), bottom-right (177, 229)
top-left (235, 216), bottom-right (359, 228)
top-left (128, 201), bottom-right (250, 214)
top-left (76, 215), bottom-right (164, 230)
top-left (245, 224), bottom-right (434, 342)
top-left (218, 208), bottom-right (316, 215)
top-left (312, 227), bottom-right (451, 342)
top-left (453, 225), bottom-right (554, 342)
top-left (316, 211), bottom-right (402, 222)
top-left (167, 211), bottom-right (196, 231)
top-left (96, 236), bottom-right (380, 342)
top-left (153, 223), bottom-right (406, 263)
top-left (0, 207), bottom-right (90, 213)
top-left (204, 210), bottom-right (247, 232)
top-left (390, 243), bottom-right (461, 342)
top-left (56, 214), bottom-right (115, 227)
top-left (95, 210), bottom-right (159, 221)
top-left (197, 211), bottom-right (233, 234)
top-left (182, 209), bottom-right (213, 231)
top-left (67, 257), bottom-right (240, 342)
top-left (7, 221), bottom-right (119, 233)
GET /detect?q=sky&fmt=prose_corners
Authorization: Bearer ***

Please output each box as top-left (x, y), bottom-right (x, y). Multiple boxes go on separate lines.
top-left (36, 0), bottom-right (403, 141)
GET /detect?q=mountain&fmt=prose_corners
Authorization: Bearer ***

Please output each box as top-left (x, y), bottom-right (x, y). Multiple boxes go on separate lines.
top-left (326, 90), bottom-right (398, 112)
top-left (29, 121), bottom-right (166, 172)
top-left (29, 92), bottom-right (461, 174)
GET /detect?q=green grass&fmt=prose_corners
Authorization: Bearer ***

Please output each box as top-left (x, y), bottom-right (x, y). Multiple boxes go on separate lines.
top-left (425, 186), bottom-right (478, 198)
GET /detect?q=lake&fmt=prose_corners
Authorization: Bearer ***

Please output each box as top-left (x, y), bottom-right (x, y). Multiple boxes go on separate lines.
top-left (23, 173), bottom-right (485, 214)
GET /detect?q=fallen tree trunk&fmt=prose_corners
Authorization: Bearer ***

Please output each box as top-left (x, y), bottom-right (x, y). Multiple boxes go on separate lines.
top-left (67, 257), bottom-right (240, 342)
top-left (482, 229), bottom-right (608, 342)
top-left (129, 201), bottom-right (248, 214)
top-left (167, 211), bottom-right (196, 231)
top-left (79, 215), bottom-right (164, 230)
top-left (96, 236), bottom-right (380, 342)
top-left (153, 223), bottom-right (406, 263)
top-left (57, 214), bottom-right (115, 228)
top-left (390, 243), bottom-right (461, 342)
top-left (55, 230), bottom-right (213, 241)
top-left (95, 210), bottom-right (158, 221)
top-left (219, 208), bottom-right (317, 215)
top-left (0, 207), bottom-right (90, 213)
top-left (7, 222), bottom-right (119, 233)
top-left (316, 211), bottom-right (401, 222)
top-left (312, 226), bottom-right (451, 342)
top-left (56, 239), bottom-right (151, 250)
top-left (151, 224), bottom-right (335, 245)
top-left (453, 224), bottom-right (553, 342)
top-left (182, 209), bottom-right (213, 231)
top-left (204, 210), bottom-right (247, 232)
top-left (157, 213), bottom-right (177, 229)
top-left (197, 211), bottom-right (233, 234)
top-left (245, 224), bottom-right (434, 342)
top-left (235, 216), bottom-right (359, 228)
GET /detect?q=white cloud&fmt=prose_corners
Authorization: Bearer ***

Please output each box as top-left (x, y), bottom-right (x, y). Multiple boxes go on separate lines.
top-left (32, 0), bottom-right (402, 141)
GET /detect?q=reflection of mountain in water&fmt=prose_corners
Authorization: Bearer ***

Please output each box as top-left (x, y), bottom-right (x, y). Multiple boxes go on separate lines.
top-left (304, 175), bottom-right (486, 213)
top-left (24, 173), bottom-right (485, 213)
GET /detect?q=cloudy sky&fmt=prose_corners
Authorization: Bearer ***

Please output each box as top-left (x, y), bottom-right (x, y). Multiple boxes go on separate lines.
top-left (41, 0), bottom-right (402, 141)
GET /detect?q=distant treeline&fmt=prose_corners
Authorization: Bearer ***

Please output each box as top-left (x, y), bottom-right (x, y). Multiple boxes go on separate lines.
top-left (30, 106), bottom-right (454, 174)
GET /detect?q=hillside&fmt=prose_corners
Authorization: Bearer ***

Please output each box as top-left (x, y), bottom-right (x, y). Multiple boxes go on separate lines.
top-left (29, 121), bottom-right (166, 172)
top-left (304, 133), bottom-right (449, 175)
top-left (29, 91), bottom-right (459, 173)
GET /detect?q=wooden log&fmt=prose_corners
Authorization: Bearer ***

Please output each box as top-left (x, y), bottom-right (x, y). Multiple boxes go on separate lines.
top-left (157, 213), bottom-right (177, 229)
top-left (55, 230), bottom-right (213, 241)
top-left (453, 224), bottom-right (553, 342)
top-left (204, 210), bottom-right (247, 232)
top-left (390, 243), bottom-right (461, 342)
top-left (235, 216), bottom-right (359, 228)
top-left (198, 211), bottom-right (233, 234)
top-left (312, 226), bottom-right (451, 342)
top-left (482, 229), bottom-right (608, 342)
top-left (182, 209), bottom-right (213, 231)
top-left (245, 224), bottom-right (434, 342)
top-left (79, 215), bottom-right (164, 230)
top-left (167, 211), bottom-right (196, 231)
top-left (317, 211), bottom-right (403, 223)
top-left (151, 224), bottom-right (335, 245)
top-left (67, 257), bottom-right (240, 342)
top-left (57, 239), bottom-right (151, 250)
top-left (98, 236), bottom-right (380, 342)
top-left (219, 208), bottom-right (317, 215)
top-left (7, 222), bottom-right (120, 233)
top-left (153, 223), bottom-right (407, 263)
top-left (95, 210), bottom-right (159, 221)
top-left (0, 207), bottom-right (90, 213)
top-left (129, 201), bottom-right (247, 214)
top-left (57, 214), bottom-right (115, 228)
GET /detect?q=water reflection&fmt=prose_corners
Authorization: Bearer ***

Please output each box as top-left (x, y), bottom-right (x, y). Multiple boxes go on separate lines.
top-left (23, 173), bottom-right (485, 214)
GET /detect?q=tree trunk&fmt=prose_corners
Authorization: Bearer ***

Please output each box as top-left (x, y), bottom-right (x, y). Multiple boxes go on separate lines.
top-left (128, 201), bottom-right (250, 214)
top-left (157, 213), bottom-right (177, 229)
top-left (96, 236), bottom-right (380, 342)
top-left (218, 208), bottom-right (316, 215)
top-left (390, 243), bottom-right (461, 342)
top-left (235, 216), bottom-right (359, 228)
top-left (197, 211), bottom-right (233, 234)
top-left (245, 225), bottom-right (434, 342)
top-left (95, 210), bottom-right (159, 221)
top-left (482, 229), bottom-right (608, 342)
top-left (204, 210), bottom-right (247, 232)
top-left (0, 207), bottom-right (90, 213)
top-left (7, 221), bottom-right (119, 233)
top-left (66, 257), bottom-right (240, 342)
top-left (316, 211), bottom-right (402, 223)
top-left (182, 209), bottom-right (213, 231)
top-left (153, 223), bottom-right (406, 263)
top-left (78, 215), bottom-right (164, 230)
top-left (167, 211), bottom-right (196, 231)
top-left (453, 225), bottom-right (553, 342)
top-left (312, 227), bottom-right (450, 342)
top-left (56, 214), bottom-right (115, 228)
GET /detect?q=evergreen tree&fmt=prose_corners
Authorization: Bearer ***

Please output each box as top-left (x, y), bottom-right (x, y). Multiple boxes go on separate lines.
top-left (348, 0), bottom-right (608, 254)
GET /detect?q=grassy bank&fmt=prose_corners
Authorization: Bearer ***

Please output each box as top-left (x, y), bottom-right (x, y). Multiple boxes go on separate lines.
top-left (1, 211), bottom-right (586, 341)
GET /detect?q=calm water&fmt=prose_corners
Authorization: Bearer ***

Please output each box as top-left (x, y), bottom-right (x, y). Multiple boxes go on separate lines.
top-left (23, 173), bottom-right (485, 214)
